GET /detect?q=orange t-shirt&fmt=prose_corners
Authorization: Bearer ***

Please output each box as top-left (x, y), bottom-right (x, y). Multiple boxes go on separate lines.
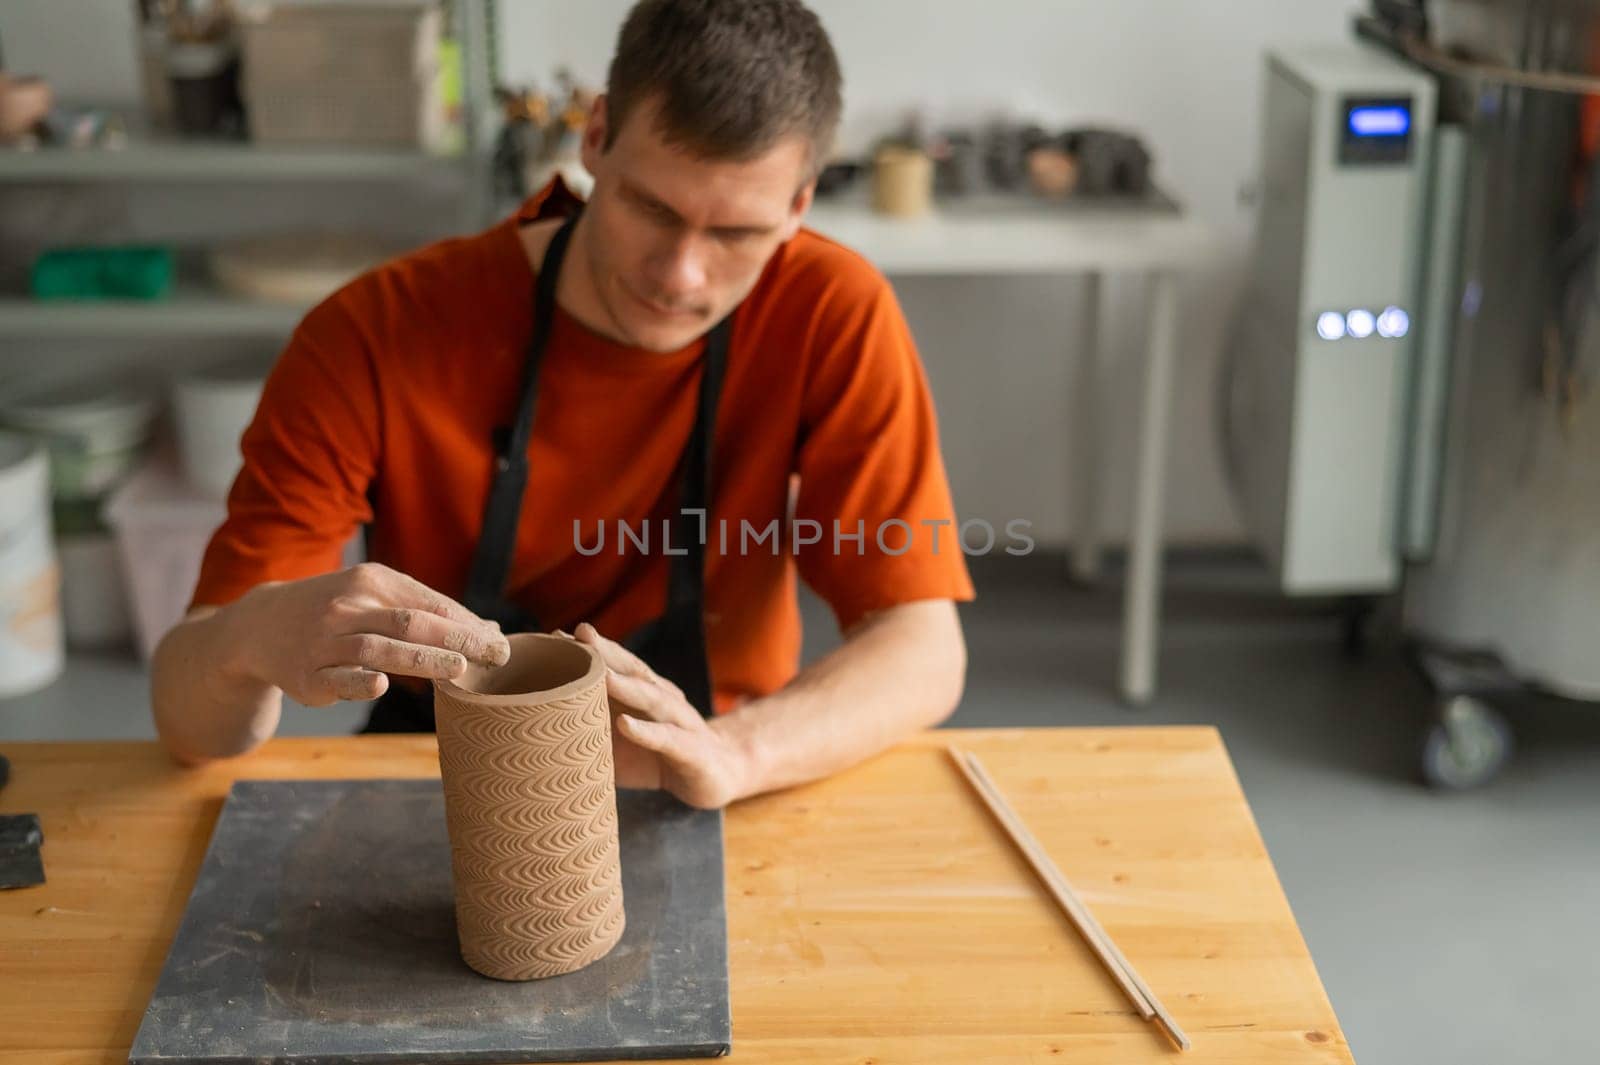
top-left (192, 180), bottom-right (975, 712)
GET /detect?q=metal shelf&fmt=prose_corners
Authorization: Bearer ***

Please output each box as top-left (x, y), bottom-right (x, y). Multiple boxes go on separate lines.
top-left (0, 141), bottom-right (470, 183)
top-left (0, 1), bottom-right (498, 340)
top-left (0, 282), bottom-right (305, 339)
top-left (806, 191), bottom-right (1208, 276)
top-left (2, 0), bottom-right (497, 186)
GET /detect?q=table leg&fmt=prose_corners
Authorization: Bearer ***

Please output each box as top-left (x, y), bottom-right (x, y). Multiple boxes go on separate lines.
top-left (1121, 271), bottom-right (1178, 706)
top-left (1068, 272), bottom-right (1104, 584)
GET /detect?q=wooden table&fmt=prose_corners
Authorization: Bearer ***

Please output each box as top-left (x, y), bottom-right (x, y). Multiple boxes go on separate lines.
top-left (0, 728), bottom-right (1353, 1064)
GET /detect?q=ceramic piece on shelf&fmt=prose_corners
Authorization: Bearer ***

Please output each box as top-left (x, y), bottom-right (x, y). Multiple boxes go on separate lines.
top-left (0, 74), bottom-right (53, 144)
top-left (207, 232), bottom-right (397, 305)
top-left (0, 379), bottom-right (159, 506)
top-left (871, 145), bottom-right (934, 218)
top-left (1027, 145), bottom-right (1079, 199)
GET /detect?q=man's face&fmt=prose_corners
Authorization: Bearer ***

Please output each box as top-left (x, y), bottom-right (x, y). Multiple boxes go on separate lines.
top-left (578, 95), bottom-right (815, 353)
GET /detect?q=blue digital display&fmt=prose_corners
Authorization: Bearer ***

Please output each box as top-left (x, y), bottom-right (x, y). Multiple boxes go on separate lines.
top-left (1348, 105), bottom-right (1411, 137)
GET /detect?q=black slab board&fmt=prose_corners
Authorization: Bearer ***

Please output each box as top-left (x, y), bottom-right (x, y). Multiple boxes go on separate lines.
top-left (129, 779), bottom-right (730, 1064)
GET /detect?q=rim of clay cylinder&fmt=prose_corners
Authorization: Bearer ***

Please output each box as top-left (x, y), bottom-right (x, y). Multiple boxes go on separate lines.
top-left (435, 632), bottom-right (604, 706)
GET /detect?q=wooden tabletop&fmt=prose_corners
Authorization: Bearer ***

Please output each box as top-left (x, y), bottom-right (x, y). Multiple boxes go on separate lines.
top-left (0, 727), bottom-right (1353, 1064)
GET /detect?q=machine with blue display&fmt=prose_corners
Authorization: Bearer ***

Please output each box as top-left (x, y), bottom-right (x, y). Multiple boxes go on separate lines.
top-left (1227, 42), bottom-right (1437, 596)
top-left (1228, 4), bottom-right (1600, 789)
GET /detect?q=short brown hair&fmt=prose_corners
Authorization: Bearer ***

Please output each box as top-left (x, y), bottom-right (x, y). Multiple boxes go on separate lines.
top-left (605, 0), bottom-right (843, 175)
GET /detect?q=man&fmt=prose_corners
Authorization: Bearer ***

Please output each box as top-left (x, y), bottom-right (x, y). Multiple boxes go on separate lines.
top-left (152, 0), bottom-right (974, 809)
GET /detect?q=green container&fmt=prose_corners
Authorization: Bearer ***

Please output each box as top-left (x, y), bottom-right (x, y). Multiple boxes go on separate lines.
top-left (30, 246), bottom-right (175, 301)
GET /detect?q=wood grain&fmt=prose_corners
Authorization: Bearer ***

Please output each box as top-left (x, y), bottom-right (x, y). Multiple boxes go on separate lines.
top-left (0, 727), bottom-right (1354, 1064)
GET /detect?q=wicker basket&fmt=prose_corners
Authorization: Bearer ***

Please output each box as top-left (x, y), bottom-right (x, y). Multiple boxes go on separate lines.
top-left (238, 0), bottom-right (442, 147)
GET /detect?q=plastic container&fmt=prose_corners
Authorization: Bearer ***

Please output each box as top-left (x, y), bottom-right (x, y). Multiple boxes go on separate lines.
top-left (238, 0), bottom-right (443, 147)
top-left (58, 533), bottom-right (134, 651)
top-left (172, 361), bottom-right (268, 498)
top-left (105, 456), bottom-right (227, 662)
top-left (30, 247), bottom-right (175, 301)
top-left (0, 432), bottom-right (64, 698)
top-left (166, 38), bottom-right (244, 137)
top-left (0, 380), bottom-right (160, 506)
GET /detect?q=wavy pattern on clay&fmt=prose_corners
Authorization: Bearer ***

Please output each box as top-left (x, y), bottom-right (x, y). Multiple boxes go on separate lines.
top-left (434, 640), bottom-right (625, 981)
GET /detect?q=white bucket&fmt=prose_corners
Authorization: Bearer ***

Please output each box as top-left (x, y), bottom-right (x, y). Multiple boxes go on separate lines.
top-left (0, 432), bottom-right (65, 698)
top-left (173, 361), bottom-right (268, 499)
top-left (0, 380), bottom-right (159, 504)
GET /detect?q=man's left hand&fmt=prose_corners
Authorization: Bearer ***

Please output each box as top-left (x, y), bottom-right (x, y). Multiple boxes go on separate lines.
top-left (572, 623), bottom-right (751, 810)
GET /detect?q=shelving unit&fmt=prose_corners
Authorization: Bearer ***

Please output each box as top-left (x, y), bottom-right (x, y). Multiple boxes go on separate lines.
top-left (0, 1), bottom-right (502, 704)
top-left (0, 0), bottom-right (498, 344)
top-left (0, 141), bottom-right (470, 183)
top-left (0, 279), bottom-right (305, 338)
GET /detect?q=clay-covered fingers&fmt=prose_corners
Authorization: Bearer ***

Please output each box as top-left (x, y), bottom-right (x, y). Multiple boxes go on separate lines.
top-left (351, 606), bottom-right (509, 667)
top-left (330, 633), bottom-right (471, 682)
top-left (350, 565), bottom-right (507, 638)
top-left (385, 568), bottom-right (477, 618)
top-left (309, 665), bottom-right (390, 704)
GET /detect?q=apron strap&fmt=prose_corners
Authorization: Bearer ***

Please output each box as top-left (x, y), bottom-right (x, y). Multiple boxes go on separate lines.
top-left (638, 311), bottom-right (731, 718)
top-left (666, 313), bottom-right (730, 617)
top-left (459, 213), bottom-right (578, 621)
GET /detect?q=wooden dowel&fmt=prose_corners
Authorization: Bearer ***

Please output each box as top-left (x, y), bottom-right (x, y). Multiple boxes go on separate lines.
top-left (948, 746), bottom-right (1192, 1052)
top-left (959, 749), bottom-right (1191, 1051)
top-left (948, 747), bottom-right (1151, 1016)
top-left (959, 751), bottom-right (1172, 1026)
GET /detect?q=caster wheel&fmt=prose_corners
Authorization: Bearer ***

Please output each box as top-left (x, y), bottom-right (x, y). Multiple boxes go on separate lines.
top-left (1421, 695), bottom-right (1513, 790)
top-left (1338, 597), bottom-right (1379, 660)
top-left (1341, 611), bottom-right (1369, 660)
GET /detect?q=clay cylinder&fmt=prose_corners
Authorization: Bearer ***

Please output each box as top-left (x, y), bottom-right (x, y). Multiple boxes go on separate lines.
top-left (872, 145), bottom-right (934, 218)
top-left (434, 633), bottom-right (625, 980)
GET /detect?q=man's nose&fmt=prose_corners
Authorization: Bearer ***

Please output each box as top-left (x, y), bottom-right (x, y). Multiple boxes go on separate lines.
top-left (648, 233), bottom-right (708, 299)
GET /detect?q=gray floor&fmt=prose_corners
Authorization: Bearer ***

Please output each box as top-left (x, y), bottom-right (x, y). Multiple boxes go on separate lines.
top-left (3, 551), bottom-right (1597, 1065)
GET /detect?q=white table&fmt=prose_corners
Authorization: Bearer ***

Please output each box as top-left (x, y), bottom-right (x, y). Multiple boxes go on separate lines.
top-left (807, 195), bottom-right (1214, 704)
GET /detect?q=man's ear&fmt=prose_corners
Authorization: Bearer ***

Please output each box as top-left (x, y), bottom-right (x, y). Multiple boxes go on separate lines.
top-left (781, 180), bottom-right (815, 241)
top-left (580, 94), bottom-right (609, 175)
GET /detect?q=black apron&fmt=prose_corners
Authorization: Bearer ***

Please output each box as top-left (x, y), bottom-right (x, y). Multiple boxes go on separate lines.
top-left (361, 210), bottom-right (729, 733)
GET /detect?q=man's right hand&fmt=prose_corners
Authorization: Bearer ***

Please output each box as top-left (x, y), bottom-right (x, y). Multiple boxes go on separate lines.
top-left (220, 562), bottom-right (511, 707)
